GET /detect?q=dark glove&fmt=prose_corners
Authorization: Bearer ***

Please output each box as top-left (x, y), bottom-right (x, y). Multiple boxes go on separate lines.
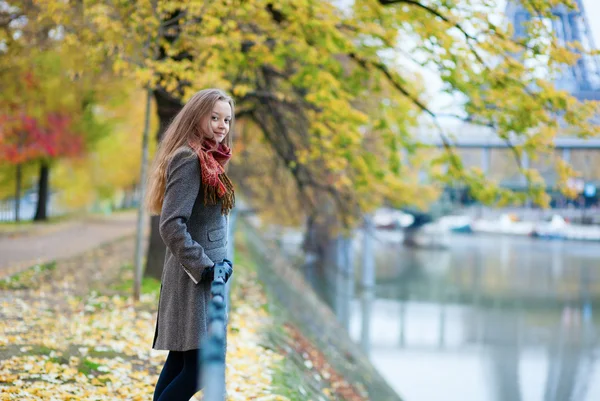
top-left (200, 265), bottom-right (215, 282)
top-left (200, 259), bottom-right (233, 283)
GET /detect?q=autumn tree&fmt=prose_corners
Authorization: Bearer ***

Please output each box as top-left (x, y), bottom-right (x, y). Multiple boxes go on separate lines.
top-left (0, 110), bottom-right (83, 220)
top-left (49, 86), bottom-right (157, 212)
top-left (0, 48), bottom-right (112, 220)
top-left (34, 0), bottom-right (599, 277)
top-left (1, 1), bottom-right (118, 220)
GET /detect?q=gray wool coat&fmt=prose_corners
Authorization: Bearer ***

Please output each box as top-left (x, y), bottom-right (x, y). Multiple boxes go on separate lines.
top-left (152, 146), bottom-right (230, 351)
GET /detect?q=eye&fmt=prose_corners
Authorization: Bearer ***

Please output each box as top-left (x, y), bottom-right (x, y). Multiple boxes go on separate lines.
top-left (225, 119), bottom-right (231, 124)
top-left (212, 115), bottom-right (219, 120)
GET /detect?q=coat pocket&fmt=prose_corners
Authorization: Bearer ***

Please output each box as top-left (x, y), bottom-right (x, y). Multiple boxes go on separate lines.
top-left (205, 227), bottom-right (226, 250)
top-left (208, 228), bottom-right (225, 242)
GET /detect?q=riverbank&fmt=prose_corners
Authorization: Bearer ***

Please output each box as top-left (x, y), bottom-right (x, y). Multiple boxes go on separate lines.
top-left (239, 218), bottom-right (402, 401)
top-left (0, 218), bottom-right (400, 400)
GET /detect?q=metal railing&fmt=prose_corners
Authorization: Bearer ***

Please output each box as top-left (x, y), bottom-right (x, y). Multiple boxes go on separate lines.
top-left (195, 206), bottom-right (265, 399)
top-left (200, 264), bottom-right (228, 400)
top-left (199, 207), bottom-right (237, 400)
top-left (0, 195), bottom-right (64, 222)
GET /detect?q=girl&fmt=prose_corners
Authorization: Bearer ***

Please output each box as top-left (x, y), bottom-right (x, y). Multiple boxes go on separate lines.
top-left (145, 88), bottom-right (235, 400)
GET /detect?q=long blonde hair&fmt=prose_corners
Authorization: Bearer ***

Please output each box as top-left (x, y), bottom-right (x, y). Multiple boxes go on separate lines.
top-left (145, 88), bottom-right (235, 215)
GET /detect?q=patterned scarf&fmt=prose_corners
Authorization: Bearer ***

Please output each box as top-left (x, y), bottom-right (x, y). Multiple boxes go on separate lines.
top-left (188, 137), bottom-right (235, 215)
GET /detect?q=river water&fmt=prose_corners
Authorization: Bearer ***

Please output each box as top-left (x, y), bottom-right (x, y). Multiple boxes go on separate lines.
top-left (309, 233), bottom-right (600, 401)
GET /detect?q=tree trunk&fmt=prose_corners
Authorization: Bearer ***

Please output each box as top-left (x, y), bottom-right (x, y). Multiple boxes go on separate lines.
top-left (33, 161), bottom-right (49, 221)
top-left (134, 87), bottom-right (153, 301)
top-left (15, 164), bottom-right (22, 222)
top-left (144, 89), bottom-right (184, 280)
top-left (301, 204), bottom-right (340, 303)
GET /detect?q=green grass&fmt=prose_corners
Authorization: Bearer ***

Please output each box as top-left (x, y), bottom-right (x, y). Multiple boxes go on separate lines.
top-left (267, 322), bottom-right (323, 401)
top-left (48, 356), bottom-right (70, 365)
top-left (87, 349), bottom-right (126, 359)
top-left (110, 275), bottom-right (161, 296)
top-left (139, 277), bottom-right (161, 294)
top-left (0, 261), bottom-right (57, 290)
top-left (0, 208), bottom-right (135, 233)
top-left (271, 362), bottom-right (310, 401)
top-left (78, 358), bottom-right (101, 376)
top-left (230, 228), bottom-right (260, 292)
top-left (0, 213), bottom-right (74, 229)
top-left (105, 262), bottom-right (161, 296)
top-left (19, 345), bottom-right (58, 357)
top-left (32, 345), bottom-right (55, 356)
top-left (232, 229), bottom-right (255, 269)
top-left (0, 220), bottom-right (35, 228)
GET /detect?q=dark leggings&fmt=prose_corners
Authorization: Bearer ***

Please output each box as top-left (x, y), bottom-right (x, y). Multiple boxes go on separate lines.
top-left (153, 349), bottom-right (202, 401)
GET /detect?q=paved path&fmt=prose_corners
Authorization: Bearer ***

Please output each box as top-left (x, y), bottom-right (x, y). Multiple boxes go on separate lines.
top-left (0, 211), bottom-right (142, 276)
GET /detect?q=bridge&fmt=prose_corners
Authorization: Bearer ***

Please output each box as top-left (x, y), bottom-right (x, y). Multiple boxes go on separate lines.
top-left (413, 0), bottom-right (600, 177)
top-left (414, 123), bottom-right (600, 176)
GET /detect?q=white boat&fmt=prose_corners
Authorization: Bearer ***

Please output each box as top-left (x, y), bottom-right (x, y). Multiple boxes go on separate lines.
top-left (471, 214), bottom-right (534, 236)
top-left (372, 207), bottom-right (415, 229)
top-left (532, 215), bottom-right (569, 239)
top-left (533, 215), bottom-right (600, 241)
top-left (437, 215), bottom-right (473, 233)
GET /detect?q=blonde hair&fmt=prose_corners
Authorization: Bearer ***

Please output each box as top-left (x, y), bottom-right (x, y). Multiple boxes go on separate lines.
top-left (145, 88), bottom-right (235, 215)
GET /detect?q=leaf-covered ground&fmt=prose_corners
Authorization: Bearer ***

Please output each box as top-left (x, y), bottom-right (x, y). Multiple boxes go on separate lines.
top-left (0, 228), bottom-right (369, 400)
top-left (0, 235), bottom-right (289, 400)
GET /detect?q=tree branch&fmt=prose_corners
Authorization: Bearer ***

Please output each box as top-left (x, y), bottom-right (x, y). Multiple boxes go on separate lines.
top-left (379, 0), bottom-right (538, 55)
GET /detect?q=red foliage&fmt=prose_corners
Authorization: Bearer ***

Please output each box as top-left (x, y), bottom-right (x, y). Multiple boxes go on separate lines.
top-left (0, 112), bottom-right (84, 164)
top-left (281, 322), bottom-right (368, 401)
top-left (23, 71), bottom-right (37, 90)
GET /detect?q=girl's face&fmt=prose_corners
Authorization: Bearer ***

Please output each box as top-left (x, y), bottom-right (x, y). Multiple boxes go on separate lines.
top-left (207, 100), bottom-right (232, 144)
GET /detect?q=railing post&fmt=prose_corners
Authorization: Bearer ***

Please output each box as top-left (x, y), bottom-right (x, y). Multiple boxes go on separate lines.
top-left (344, 234), bottom-right (355, 333)
top-left (360, 215), bottom-right (375, 355)
top-left (334, 234), bottom-right (354, 332)
top-left (361, 215), bottom-right (375, 289)
top-left (201, 266), bottom-right (228, 400)
top-left (334, 235), bottom-right (346, 328)
top-left (226, 208), bottom-right (237, 315)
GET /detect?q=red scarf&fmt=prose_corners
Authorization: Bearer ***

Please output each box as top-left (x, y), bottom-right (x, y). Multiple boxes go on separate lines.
top-left (188, 137), bottom-right (235, 215)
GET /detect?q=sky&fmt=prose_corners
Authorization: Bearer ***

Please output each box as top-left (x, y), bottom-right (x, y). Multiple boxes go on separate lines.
top-left (582, 0), bottom-right (600, 45)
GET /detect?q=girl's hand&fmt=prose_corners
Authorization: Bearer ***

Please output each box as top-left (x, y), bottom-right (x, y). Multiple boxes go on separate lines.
top-left (201, 259), bottom-right (233, 283)
top-left (217, 259), bottom-right (233, 283)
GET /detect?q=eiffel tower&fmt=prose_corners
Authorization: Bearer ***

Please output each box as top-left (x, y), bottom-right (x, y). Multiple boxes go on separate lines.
top-left (506, 0), bottom-right (600, 101)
